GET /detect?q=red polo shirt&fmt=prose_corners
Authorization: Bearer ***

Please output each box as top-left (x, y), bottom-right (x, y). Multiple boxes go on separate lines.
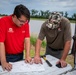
top-left (0, 15), bottom-right (30, 54)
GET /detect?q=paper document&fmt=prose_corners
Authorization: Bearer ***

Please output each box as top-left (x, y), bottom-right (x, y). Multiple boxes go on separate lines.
top-left (0, 59), bottom-right (45, 73)
top-left (0, 55), bottom-right (72, 75)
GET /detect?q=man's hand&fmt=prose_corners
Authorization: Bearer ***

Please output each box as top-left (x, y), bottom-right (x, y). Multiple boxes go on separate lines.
top-left (1, 61), bottom-right (12, 71)
top-left (56, 59), bottom-right (67, 68)
top-left (25, 56), bottom-right (32, 63)
top-left (34, 56), bottom-right (42, 64)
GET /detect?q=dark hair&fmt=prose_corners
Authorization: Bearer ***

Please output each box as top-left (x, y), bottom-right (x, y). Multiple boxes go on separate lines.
top-left (13, 4), bottom-right (30, 22)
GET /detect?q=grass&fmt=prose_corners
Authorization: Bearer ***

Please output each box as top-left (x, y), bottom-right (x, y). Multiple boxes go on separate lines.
top-left (24, 35), bottom-right (46, 58)
top-left (30, 35), bottom-right (46, 48)
top-left (29, 35), bottom-right (46, 57)
top-left (24, 49), bottom-right (45, 58)
top-left (30, 49), bottom-right (45, 57)
top-left (66, 55), bottom-right (74, 68)
top-left (30, 36), bottom-right (37, 46)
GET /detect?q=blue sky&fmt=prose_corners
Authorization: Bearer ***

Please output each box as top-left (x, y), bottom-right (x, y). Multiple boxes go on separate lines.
top-left (0, 0), bottom-right (76, 17)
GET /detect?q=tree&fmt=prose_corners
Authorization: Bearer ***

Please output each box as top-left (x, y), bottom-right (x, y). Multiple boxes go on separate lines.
top-left (60, 12), bottom-right (64, 16)
top-left (64, 11), bottom-right (68, 18)
top-left (30, 9), bottom-right (38, 16)
top-left (44, 10), bottom-right (50, 18)
top-left (40, 10), bottom-right (44, 17)
top-left (72, 13), bottom-right (76, 24)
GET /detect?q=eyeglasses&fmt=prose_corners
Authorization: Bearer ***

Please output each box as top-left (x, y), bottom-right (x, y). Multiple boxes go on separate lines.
top-left (17, 18), bottom-right (28, 23)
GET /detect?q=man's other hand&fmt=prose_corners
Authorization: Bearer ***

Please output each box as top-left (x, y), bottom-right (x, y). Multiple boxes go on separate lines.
top-left (34, 56), bottom-right (42, 64)
top-left (1, 61), bottom-right (12, 71)
top-left (25, 56), bottom-right (32, 64)
top-left (56, 59), bottom-right (67, 68)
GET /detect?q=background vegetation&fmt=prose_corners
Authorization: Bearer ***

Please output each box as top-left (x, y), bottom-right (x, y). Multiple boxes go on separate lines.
top-left (30, 9), bottom-right (76, 22)
top-left (0, 9), bottom-right (76, 22)
top-left (29, 35), bottom-right (46, 57)
top-left (30, 36), bottom-right (46, 48)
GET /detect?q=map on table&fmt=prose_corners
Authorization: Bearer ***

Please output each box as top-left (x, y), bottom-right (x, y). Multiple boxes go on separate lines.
top-left (0, 59), bottom-right (45, 73)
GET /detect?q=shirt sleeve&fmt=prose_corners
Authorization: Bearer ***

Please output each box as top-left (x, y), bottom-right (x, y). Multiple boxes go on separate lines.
top-left (0, 18), bottom-right (6, 42)
top-left (64, 19), bottom-right (72, 43)
top-left (24, 23), bottom-right (30, 38)
top-left (38, 23), bottom-right (46, 41)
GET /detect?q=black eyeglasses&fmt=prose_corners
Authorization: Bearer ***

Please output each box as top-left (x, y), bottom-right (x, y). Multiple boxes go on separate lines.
top-left (17, 18), bottom-right (28, 23)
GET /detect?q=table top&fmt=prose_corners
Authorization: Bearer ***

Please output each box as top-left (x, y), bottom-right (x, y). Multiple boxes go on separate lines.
top-left (0, 55), bottom-right (72, 75)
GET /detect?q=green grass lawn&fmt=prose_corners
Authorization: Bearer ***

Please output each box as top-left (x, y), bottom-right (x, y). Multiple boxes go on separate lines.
top-left (24, 49), bottom-right (45, 58)
top-left (30, 49), bottom-right (45, 57)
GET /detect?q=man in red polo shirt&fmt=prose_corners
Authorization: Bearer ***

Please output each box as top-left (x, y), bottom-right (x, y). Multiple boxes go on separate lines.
top-left (0, 4), bottom-right (32, 71)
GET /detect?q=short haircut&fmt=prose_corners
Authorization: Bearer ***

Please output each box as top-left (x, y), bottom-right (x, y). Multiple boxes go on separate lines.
top-left (13, 4), bottom-right (30, 22)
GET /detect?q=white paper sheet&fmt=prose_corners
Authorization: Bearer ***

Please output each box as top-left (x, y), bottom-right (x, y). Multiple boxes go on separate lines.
top-left (10, 60), bottom-right (45, 72)
top-left (0, 59), bottom-right (45, 73)
top-left (0, 55), bottom-right (72, 75)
